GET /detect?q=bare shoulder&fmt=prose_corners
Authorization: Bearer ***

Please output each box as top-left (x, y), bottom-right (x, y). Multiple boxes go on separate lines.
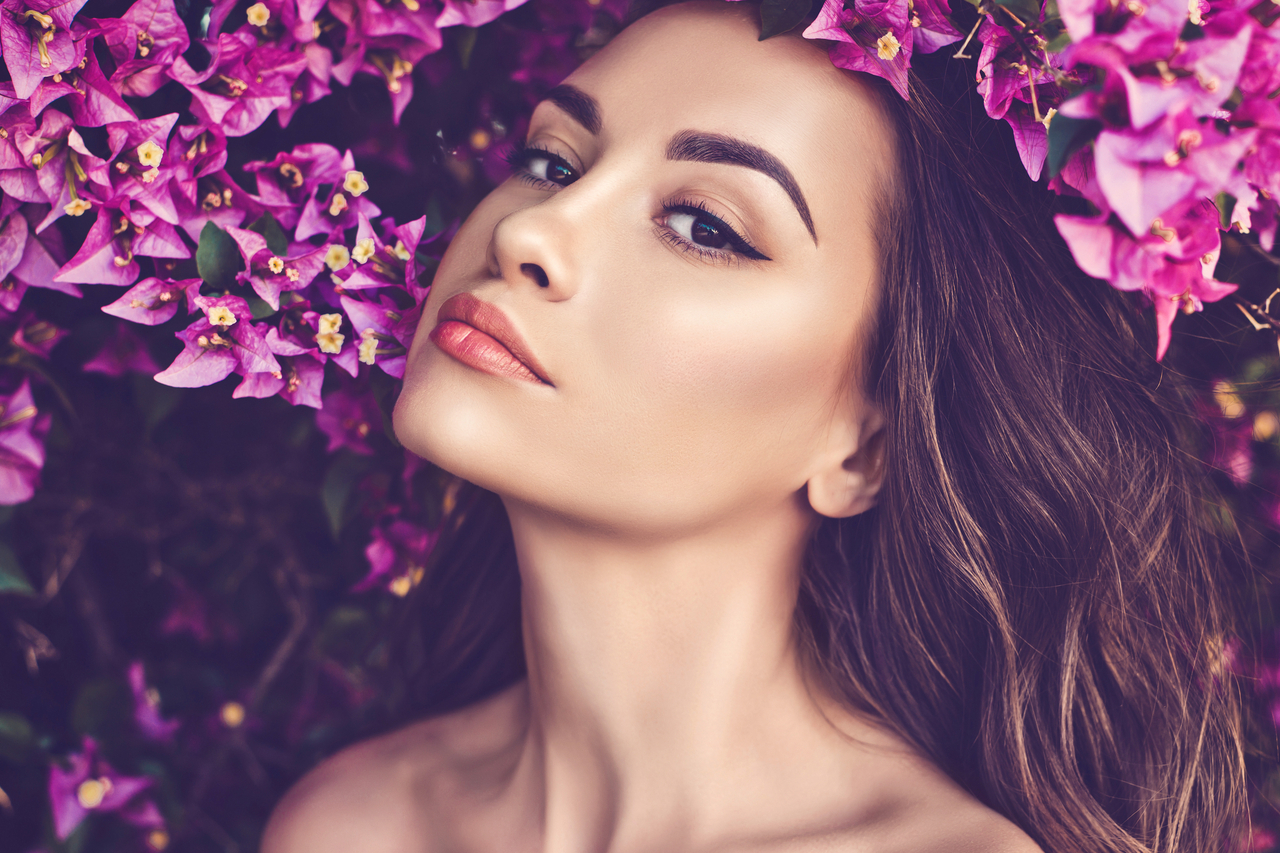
top-left (260, 681), bottom-right (530, 853)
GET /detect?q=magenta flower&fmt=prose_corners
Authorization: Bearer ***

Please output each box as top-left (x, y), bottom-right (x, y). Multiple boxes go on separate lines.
top-left (315, 385), bottom-right (381, 454)
top-left (352, 518), bottom-right (438, 595)
top-left (293, 148), bottom-right (381, 241)
top-left (168, 31), bottom-right (307, 137)
top-left (243, 143), bottom-right (345, 232)
top-left (13, 312), bottom-right (67, 359)
top-left (340, 292), bottom-right (420, 378)
top-left (27, 44), bottom-right (135, 127)
top-left (1058, 0), bottom-right (1187, 55)
top-left (154, 295), bottom-right (281, 388)
top-left (1091, 109), bottom-right (1255, 237)
top-left (83, 322), bottom-right (160, 377)
top-left (1055, 198), bottom-right (1232, 359)
top-left (436, 0), bottom-right (530, 28)
top-left (99, 0), bottom-right (191, 99)
top-left (55, 203), bottom-right (188, 286)
top-left (48, 736), bottom-right (155, 840)
top-left (232, 327), bottom-right (325, 407)
top-left (0, 0), bottom-right (90, 100)
top-left (803, 0), bottom-right (959, 99)
top-left (339, 213), bottom-right (429, 298)
top-left (224, 225), bottom-right (327, 310)
top-left (0, 378), bottom-right (50, 505)
top-left (101, 276), bottom-right (200, 325)
top-left (127, 661), bottom-right (179, 741)
top-left (0, 199), bottom-right (79, 312)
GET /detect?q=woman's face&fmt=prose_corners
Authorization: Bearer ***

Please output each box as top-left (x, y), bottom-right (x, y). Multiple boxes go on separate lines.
top-left (393, 0), bottom-right (896, 536)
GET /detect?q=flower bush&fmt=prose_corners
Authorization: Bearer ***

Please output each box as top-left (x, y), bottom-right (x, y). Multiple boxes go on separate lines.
top-left (0, 0), bottom-right (1279, 849)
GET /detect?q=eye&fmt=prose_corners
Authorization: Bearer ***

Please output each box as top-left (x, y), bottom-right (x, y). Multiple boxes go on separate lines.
top-left (504, 144), bottom-right (578, 188)
top-left (659, 200), bottom-right (770, 263)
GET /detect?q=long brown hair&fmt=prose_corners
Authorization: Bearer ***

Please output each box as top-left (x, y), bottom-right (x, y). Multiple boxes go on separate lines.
top-left (386, 3), bottom-right (1250, 850)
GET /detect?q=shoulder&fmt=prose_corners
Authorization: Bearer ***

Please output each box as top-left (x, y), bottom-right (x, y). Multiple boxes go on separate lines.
top-left (260, 682), bottom-right (530, 853)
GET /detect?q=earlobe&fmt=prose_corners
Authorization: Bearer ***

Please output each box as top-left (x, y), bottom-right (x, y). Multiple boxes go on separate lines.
top-left (807, 414), bottom-right (887, 520)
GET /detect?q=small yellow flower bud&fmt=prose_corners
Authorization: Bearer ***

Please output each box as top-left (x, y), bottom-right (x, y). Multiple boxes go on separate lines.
top-left (469, 129), bottom-right (491, 151)
top-left (343, 170), bottom-right (369, 197)
top-left (325, 244), bottom-right (351, 271)
top-left (268, 256), bottom-right (285, 274)
top-left (316, 331), bottom-right (345, 354)
top-left (318, 313), bottom-right (343, 336)
top-left (1213, 379), bottom-right (1245, 419)
top-left (876, 32), bottom-right (901, 60)
top-left (64, 198), bottom-right (91, 216)
top-left (358, 330), bottom-right (378, 365)
top-left (135, 140), bottom-right (164, 167)
top-left (1255, 411), bottom-right (1279, 441)
top-left (328, 193), bottom-right (349, 217)
top-left (353, 238), bottom-right (376, 264)
top-left (220, 701), bottom-right (246, 728)
top-left (147, 829), bottom-right (170, 851)
top-left (246, 2), bottom-right (270, 25)
top-left (207, 306), bottom-right (237, 327)
top-left (141, 166), bottom-right (160, 183)
top-left (76, 778), bottom-right (112, 809)
top-left (392, 240), bottom-right (411, 261)
top-left (389, 575), bottom-right (413, 597)
top-left (286, 267), bottom-right (301, 282)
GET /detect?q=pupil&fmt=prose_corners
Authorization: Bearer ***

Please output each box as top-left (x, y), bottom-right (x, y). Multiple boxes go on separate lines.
top-left (550, 163), bottom-right (571, 183)
top-left (691, 219), bottom-right (724, 247)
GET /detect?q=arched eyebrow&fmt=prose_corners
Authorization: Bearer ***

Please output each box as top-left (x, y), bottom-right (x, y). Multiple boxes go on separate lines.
top-left (537, 85), bottom-right (817, 244)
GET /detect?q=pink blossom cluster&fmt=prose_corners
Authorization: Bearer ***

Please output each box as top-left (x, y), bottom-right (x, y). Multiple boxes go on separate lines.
top-left (800, 0), bottom-right (1280, 360)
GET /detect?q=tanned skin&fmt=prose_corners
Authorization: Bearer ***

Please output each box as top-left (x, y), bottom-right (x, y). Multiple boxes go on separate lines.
top-left (262, 4), bottom-right (1045, 851)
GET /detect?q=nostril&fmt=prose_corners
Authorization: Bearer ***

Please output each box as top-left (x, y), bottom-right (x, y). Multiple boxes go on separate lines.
top-left (521, 263), bottom-right (550, 289)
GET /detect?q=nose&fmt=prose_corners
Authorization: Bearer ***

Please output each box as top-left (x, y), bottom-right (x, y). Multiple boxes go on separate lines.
top-left (485, 195), bottom-right (581, 301)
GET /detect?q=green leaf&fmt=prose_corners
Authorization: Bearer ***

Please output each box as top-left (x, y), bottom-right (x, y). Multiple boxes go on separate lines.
top-left (246, 296), bottom-right (276, 320)
top-left (196, 222), bottom-right (243, 290)
top-left (0, 712), bottom-right (34, 763)
top-left (1216, 191), bottom-right (1238, 229)
top-left (247, 212), bottom-right (289, 256)
top-left (759, 0), bottom-right (812, 39)
top-left (71, 677), bottom-right (131, 740)
top-left (322, 453), bottom-right (375, 538)
top-left (1045, 112), bottom-right (1100, 179)
top-left (0, 542), bottom-right (34, 597)
top-left (992, 0), bottom-right (1043, 25)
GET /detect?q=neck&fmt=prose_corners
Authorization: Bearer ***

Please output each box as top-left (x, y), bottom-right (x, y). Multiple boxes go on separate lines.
top-left (500, 496), bottom-right (879, 853)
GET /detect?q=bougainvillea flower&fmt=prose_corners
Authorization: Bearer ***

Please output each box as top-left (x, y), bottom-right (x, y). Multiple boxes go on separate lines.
top-left (0, 200), bottom-right (78, 311)
top-left (224, 225), bottom-right (327, 310)
top-left (1092, 110), bottom-right (1256, 237)
top-left (352, 518), bottom-right (438, 595)
top-left (339, 213), bottom-right (428, 296)
top-left (27, 44), bottom-right (135, 126)
top-left (48, 736), bottom-right (153, 840)
top-left (155, 295), bottom-right (280, 388)
top-left (168, 31), bottom-right (307, 137)
top-left (0, 378), bottom-right (50, 504)
top-left (0, 0), bottom-right (90, 100)
top-left (101, 276), bottom-right (200, 325)
top-left (83, 322), bottom-right (161, 377)
top-left (126, 661), bottom-right (179, 741)
top-left (975, 19), bottom-right (1062, 121)
top-left (1, 104), bottom-right (76, 208)
top-left (803, 0), bottom-right (958, 99)
top-left (340, 293), bottom-right (420, 378)
top-left (94, 0), bottom-right (188, 71)
top-left (233, 345), bottom-right (325, 407)
top-left (293, 152), bottom-right (381, 241)
top-left (243, 143), bottom-right (345, 231)
top-left (436, 0), bottom-right (530, 28)
top-left (1058, 0), bottom-right (1187, 56)
top-left (55, 203), bottom-right (187, 285)
top-left (315, 385), bottom-right (382, 454)
top-left (1055, 198), bottom-right (1232, 359)
top-left (330, 34), bottom-right (433, 123)
top-left (12, 312), bottom-right (67, 358)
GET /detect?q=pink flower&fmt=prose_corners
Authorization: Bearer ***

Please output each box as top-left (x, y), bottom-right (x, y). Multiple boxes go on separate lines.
top-left (293, 149), bottom-right (381, 241)
top-left (352, 518), bottom-right (438, 595)
top-left (47, 736), bottom-right (157, 840)
top-left (0, 0), bottom-right (90, 100)
top-left (436, 0), bottom-right (530, 28)
top-left (340, 292), bottom-right (420, 378)
top-left (243, 143), bottom-right (345, 232)
top-left (232, 327), bottom-right (326, 408)
top-left (27, 42), bottom-right (135, 126)
top-left (316, 385), bottom-right (381, 454)
top-left (0, 378), bottom-right (50, 505)
top-left (101, 276), bottom-right (201, 325)
top-left (338, 213), bottom-right (430, 299)
top-left (83, 322), bottom-right (160, 377)
top-left (154, 295), bottom-right (281, 388)
top-left (803, 0), bottom-right (959, 100)
top-left (127, 661), bottom-right (179, 741)
top-left (94, 0), bottom-right (190, 98)
top-left (224, 224), bottom-right (327, 310)
top-left (0, 199), bottom-right (79, 312)
top-left (168, 32), bottom-right (307, 137)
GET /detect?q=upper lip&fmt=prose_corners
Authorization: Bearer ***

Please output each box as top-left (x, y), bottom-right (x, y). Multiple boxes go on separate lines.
top-left (434, 292), bottom-right (553, 386)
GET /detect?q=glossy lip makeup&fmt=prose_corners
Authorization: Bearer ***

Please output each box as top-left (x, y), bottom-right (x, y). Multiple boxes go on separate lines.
top-left (429, 293), bottom-right (553, 386)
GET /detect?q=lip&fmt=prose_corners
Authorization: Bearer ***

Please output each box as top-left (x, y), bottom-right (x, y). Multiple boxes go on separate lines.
top-left (429, 293), bottom-right (553, 386)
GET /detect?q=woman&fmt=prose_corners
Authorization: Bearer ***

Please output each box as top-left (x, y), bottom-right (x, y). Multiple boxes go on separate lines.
top-left (261, 1), bottom-right (1248, 850)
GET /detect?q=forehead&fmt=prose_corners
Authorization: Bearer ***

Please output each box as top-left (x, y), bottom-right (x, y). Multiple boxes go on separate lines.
top-left (552, 1), bottom-right (897, 246)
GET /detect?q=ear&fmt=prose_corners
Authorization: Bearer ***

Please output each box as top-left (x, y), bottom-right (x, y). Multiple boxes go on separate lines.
top-left (806, 405), bottom-right (887, 520)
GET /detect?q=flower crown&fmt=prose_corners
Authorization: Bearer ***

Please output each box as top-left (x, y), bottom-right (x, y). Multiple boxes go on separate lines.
top-left (737, 0), bottom-right (1279, 362)
top-left (0, 0), bottom-right (1276, 504)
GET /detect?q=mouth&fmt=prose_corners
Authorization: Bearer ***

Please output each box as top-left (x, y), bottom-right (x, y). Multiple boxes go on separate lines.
top-left (428, 293), bottom-right (553, 387)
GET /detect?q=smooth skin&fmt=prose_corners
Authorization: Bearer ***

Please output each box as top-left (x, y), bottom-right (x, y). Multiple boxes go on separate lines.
top-left (262, 3), bottom-right (1044, 851)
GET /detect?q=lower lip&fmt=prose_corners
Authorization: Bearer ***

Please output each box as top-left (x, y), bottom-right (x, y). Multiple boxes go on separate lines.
top-left (429, 320), bottom-right (545, 385)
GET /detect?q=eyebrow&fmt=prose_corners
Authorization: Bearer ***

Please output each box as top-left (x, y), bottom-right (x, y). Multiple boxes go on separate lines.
top-left (538, 85), bottom-right (816, 243)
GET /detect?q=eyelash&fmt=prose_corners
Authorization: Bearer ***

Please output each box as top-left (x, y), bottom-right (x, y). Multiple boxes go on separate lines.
top-left (502, 142), bottom-right (770, 266)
